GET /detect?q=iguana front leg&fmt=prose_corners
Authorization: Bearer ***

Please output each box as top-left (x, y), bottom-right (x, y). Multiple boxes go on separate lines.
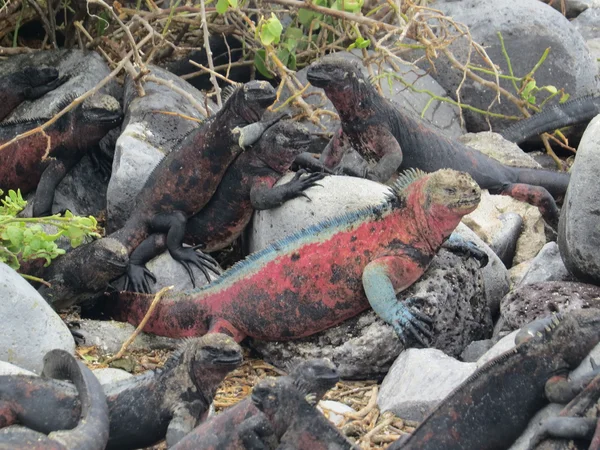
top-left (166, 400), bottom-right (207, 447)
top-left (442, 233), bottom-right (489, 268)
top-left (233, 113), bottom-right (290, 149)
top-left (250, 171), bottom-right (326, 210)
top-left (363, 255), bottom-right (433, 346)
top-left (33, 156), bottom-right (78, 217)
top-left (356, 125), bottom-right (403, 183)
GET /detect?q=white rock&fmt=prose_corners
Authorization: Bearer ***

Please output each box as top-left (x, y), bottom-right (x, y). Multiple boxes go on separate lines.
top-left (0, 361), bottom-right (36, 376)
top-left (0, 263), bottom-right (75, 373)
top-left (92, 368), bottom-right (134, 385)
top-left (318, 400), bottom-right (357, 426)
top-left (476, 330), bottom-right (520, 367)
top-left (378, 348), bottom-right (477, 421)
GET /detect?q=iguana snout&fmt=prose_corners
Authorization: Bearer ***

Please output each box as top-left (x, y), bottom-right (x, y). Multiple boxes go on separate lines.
top-left (306, 57), bottom-right (360, 89)
top-left (243, 80), bottom-right (277, 107)
top-left (81, 94), bottom-right (123, 125)
top-left (193, 333), bottom-right (243, 368)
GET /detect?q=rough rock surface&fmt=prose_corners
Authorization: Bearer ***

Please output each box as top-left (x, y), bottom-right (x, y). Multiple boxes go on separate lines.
top-left (516, 242), bottom-right (575, 287)
top-left (496, 281), bottom-right (600, 335)
top-left (275, 50), bottom-right (464, 138)
top-left (541, 0), bottom-right (599, 17)
top-left (428, 0), bottom-right (598, 133)
top-left (110, 248), bottom-right (220, 294)
top-left (377, 349), bottom-right (477, 421)
top-left (0, 262), bottom-right (75, 373)
top-left (75, 319), bottom-right (178, 355)
top-left (0, 361), bottom-right (36, 376)
top-left (107, 65), bottom-right (216, 230)
top-left (250, 248), bottom-right (492, 380)
top-left (458, 132), bottom-right (542, 169)
top-left (460, 339), bottom-right (494, 362)
top-left (0, 49), bottom-right (121, 217)
top-left (558, 115), bottom-right (600, 285)
top-left (572, 7), bottom-right (600, 64)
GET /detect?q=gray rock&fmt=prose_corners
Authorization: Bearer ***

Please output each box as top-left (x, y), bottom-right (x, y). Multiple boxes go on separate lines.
top-left (429, 0), bottom-right (598, 133)
top-left (0, 262), bottom-right (75, 373)
top-left (542, 0), bottom-right (600, 17)
top-left (460, 339), bottom-right (493, 362)
top-left (572, 8), bottom-right (600, 64)
top-left (571, 341), bottom-right (600, 379)
top-left (497, 281), bottom-right (600, 335)
top-left (458, 132), bottom-right (542, 168)
top-left (276, 50), bottom-right (464, 137)
top-left (476, 330), bottom-right (520, 367)
top-left (0, 361), bottom-right (36, 376)
top-left (250, 247), bottom-right (492, 379)
top-left (92, 368), bottom-right (134, 385)
top-left (508, 403), bottom-right (565, 450)
top-left (377, 348), bottom-right (477, 421)
top-left (75, 319), bottom-right (178, 355)
top-left (0, 49), bottom-right (121, 218)
top-left (516, 242), bottom-right (575, 286)
top-left (107, 65), bottom-right (216, 230)
top-left (558, 115), bottom-right (600, 285)
top-left (111, 247), bottom-right (220, 294)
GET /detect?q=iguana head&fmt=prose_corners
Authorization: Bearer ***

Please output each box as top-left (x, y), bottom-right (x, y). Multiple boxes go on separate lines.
top-left (389, 168), bottom-right (480, 246)
top-left (289, 358), bottom-right (339, 401)
top-left (255, 120), bottom-right (314, 173)
top-left (187, 333), bottom-right (243, 373)
top-left (524, 308), bottom-right (600, 368)
top-left (80, 93), bottom-right (123, 126)
top-left (221, 80), bottom-right (276, 124)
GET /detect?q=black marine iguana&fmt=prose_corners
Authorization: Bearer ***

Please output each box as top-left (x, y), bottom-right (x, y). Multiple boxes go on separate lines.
top-left (0, 93), bottom-right (122, 216)
top-left (386, 309), bottom-right (600, 450)
top-left (0, 66), bottom-right (65, 121)
top-left (305, 57), bottom-right (572, 228)
top-left (244, 376), bottom-right (358, 450)
top-left (0, 334), bottom-right (242, 450)
top-left (0, 349), bottom-right (109, 450)
top-left (126, 120), bottom-right (327, 293)
top-left (38, 81), bottom-right (278, 308)
top-left (170, 358), bottom-right (340, 449)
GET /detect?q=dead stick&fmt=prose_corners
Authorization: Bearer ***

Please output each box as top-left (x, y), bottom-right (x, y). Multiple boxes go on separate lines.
top-left (199, 0), bottom-right (222, 107)
top-left (105, 285), bottom-right (173, 362)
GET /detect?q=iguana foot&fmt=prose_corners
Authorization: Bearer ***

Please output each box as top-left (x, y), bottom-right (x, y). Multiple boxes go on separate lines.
top-left (443, 234), bottom-right (489, 268)
top-left (292, 152), bottom-right (334, 174)
top-left (390, 298), bottom-right (433, 347)
top-left (124, 263), bottom-right (157, 293)
top-left (171, 246), bottom-right (222, 287)
top-left (284, 170), bottom-right (327, 201)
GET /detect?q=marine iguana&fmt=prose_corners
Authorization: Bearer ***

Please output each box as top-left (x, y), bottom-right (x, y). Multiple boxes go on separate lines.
top-left (245, 376), bottom-right (358, 450)
top-left (0, 334), bottom-right (242, 450)
top-left (386, 308), bottom-right (600, 450)
top-left (305, 57), bottom-right (571, 228)
top-left (170, 358), bottom-right (340, 449)
top-left (38, 81), bottom-right (278, 309)
top-left (111, 168), bottom-right (481, 345)
top-left (126, 120), bottom-right (326, 293)
top-left (0, 66), bottom-right (65, 121)
top-left (0, 349), bottom-right (109, 450)
top-left (0, 93), bottom-right (122, 216)
top-left (528, 367), bottom-right (600, 449)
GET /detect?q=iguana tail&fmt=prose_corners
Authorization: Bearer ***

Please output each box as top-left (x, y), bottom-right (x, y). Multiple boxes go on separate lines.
top-left (510, 167), bottom-right (570, 197)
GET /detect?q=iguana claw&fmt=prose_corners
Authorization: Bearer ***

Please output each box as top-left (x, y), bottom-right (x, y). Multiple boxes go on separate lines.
top-left (443, 234), bottom-right (489, 268)
top-left (171, 246), bottom-right (222, 287)
top-left (125, 263), bottom-right (158, 293)
top-left (391, 299), bottom-right (433, 347)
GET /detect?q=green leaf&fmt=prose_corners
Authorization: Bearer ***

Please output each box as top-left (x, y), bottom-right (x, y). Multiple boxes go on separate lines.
top-left (228, 0), bottom-right (238, 7)
top-left (527, 95), bottom-right (536, 104)
top-left (544, 85), bottom-right (557, 94)
top-left (298, 8), bottom-right (315, 27)
top-left (216, 0), bottom-right (229, 14)
top-left (284, 27), bottom-right (303, 52)
top-left (254, 49), bottom-right (274, 79)
top-left (559, 92), bottom-right (570, 103)
top-left (277, 48), bottom-right (290, 67)
top-left (287, 52), bottom-right (297, 70)
top-left (522, 80), bottom-right (536, 97)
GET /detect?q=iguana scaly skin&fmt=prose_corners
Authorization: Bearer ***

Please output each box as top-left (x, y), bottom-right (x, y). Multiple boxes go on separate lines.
top-left (0, 94), bottom-right (122, 216)
top-left (111, 168), bottom-right (481, 345)
top-left (38, 81), bottom-right (277, 309)
top-left (305, 57), bottom-right (571, 228)
top-left (0, 349), bottom-right (109, 450)
top-left (387, 309), bottom-right (600, 450)
top-left (0, 334), bottom-right (242, 450)
top-left (127, 120), bottom-right (326, 293)
top-left (246, 376), bottom-right (358, 450)
top-left (170, 358), bottom-right (340, 449)
top-left (0, 66), bottom-right (65, 121)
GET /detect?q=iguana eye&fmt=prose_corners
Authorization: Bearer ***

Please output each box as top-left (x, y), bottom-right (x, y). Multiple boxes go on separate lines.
top-left (445, 188), bottom-right (457, 195)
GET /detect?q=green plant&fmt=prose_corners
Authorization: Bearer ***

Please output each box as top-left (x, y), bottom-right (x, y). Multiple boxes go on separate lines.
top-left (0, 189), bottom-right (102, 275)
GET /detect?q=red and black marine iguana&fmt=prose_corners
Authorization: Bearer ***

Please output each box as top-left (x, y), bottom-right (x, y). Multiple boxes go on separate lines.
top-left (39, 81), bottom-right (278, 309)
top-left (304, 57), bottom-right (572, 228)
top-left (126, 120), bottom-right (326, 293)
top-left (111, 168), bottom-right (482, 345)
top-left (387, 309), bottom-right (600, 450)
top-left (0, 93), bottom-right (122, 216)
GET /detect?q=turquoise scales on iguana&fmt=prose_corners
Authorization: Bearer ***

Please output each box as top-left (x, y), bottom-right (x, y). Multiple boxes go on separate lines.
top-left (111, 168), bottom-right (484, 345)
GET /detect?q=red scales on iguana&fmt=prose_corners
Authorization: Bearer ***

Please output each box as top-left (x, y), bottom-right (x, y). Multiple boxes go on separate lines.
top-left (305, 57), bottom-right (571, 228)
top-left (112, 167), bottom-right (482, 345)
